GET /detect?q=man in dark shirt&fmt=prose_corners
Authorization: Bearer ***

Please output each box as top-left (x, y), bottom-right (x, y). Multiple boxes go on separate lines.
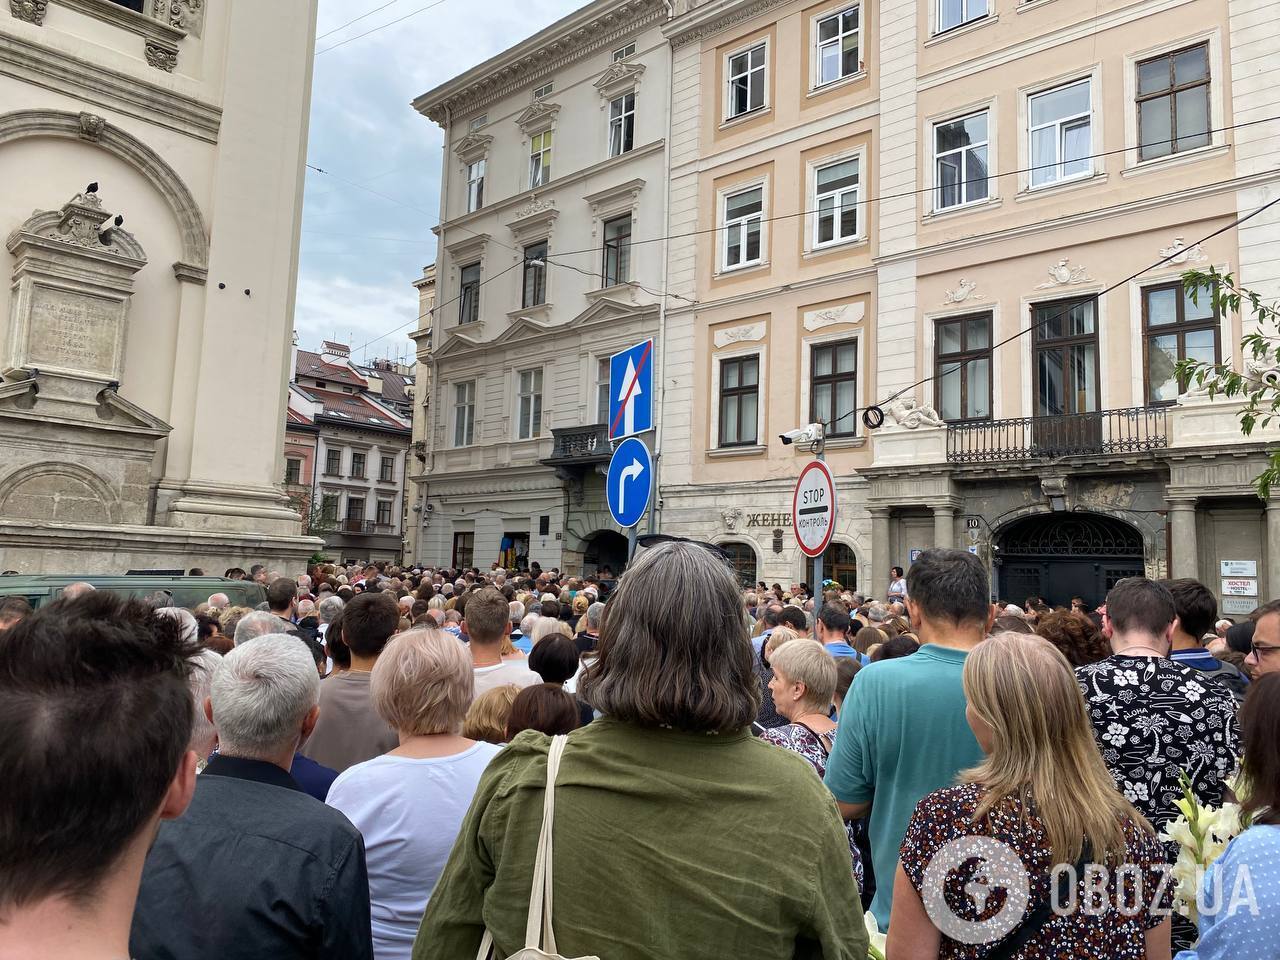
top-left (131, 634), bottom-right (372, 960)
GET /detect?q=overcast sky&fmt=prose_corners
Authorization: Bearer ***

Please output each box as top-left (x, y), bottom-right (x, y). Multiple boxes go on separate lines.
top-left (294, 0), bottom-right (583, 361)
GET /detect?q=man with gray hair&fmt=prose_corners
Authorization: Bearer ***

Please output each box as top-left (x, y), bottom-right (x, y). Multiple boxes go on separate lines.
top-left (207, 592), bottom-right (230, 611)
top-left (233, 609), bottom-right (290, 647)
top-left (186, 648), bottom-right (221, 770)
top-left (575, 601), bottom-right (605, 654)
top-left (131, 636), bottom-right (372, 959)
top-left (62, 581), bottom-right (96, 600)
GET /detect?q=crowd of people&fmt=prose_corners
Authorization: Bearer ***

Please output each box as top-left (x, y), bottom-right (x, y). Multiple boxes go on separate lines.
top-left (1, 546), bottom-right (1277, 960)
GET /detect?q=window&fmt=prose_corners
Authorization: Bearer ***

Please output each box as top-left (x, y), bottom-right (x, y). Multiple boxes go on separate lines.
top-left (452, 532), bottom-right (474, 568)
top-left (533, 82), bottom-right (553, 100)
top-left (1137, 44), bottom-right (1210, 161)
top-left (722, 186), bottom-right (763, 270)
top-left (934, 111), bottom-right (989, 210)
top-left (810, 341), bottom-right (858, 438)
top-left (321, 494), bottom-right (339, 522)
top-left (936, 0), bottom-right (987, 34)
top-left (346, 496), bottom-right (365, 522)
top-left (718, 355), bottom-right (759, 447)
top-left (376, 500), bottom-right (393, 526)
top-left (459, 263), bottom-right (480, 324)
top-left (935, 313), bottom-right (992, 421)
top-left (1033, 299), bottom-right (1098, 416)
top-left (380, 456), bottom-right (394, 482)
top-left (517, 368), bottom-right (544, 440)
top-left (466, 159), bottom-right (485, 212)
top-left (608, 92), bottom-right (636, 157)
top-left (602, 215), bottom-right (632, 286)
top-left (325, 449), bottom-right (341, 475)
top-left (529, 131), bottom-right (552, 188)
top-left (721, 541), bottom-right (758, 585)
top-left (284, 458), bottom-right (301, 485)
top-left (613, 42), bottom-right (635, 61)
top-left (596, 357), bottom-right (611, 423)
top-left (814, 157), bottom-right (860, 247)
top-left (350, 452), bottom-right (366, 478)
top-left (453, 381), bottom-right (475, 447)
top-left (1143, 282), bottom-right (1218, 404)
top-left (1029, 79), bottom-right (1091, 187)
top-left (522, 241), bottom-right (548, 307)
top-left (816, 6), bottom-right (859, 86)
top-left (727, 44), bottom-right (766, 118)
top-left (469, 114), bottom-right (487, 130)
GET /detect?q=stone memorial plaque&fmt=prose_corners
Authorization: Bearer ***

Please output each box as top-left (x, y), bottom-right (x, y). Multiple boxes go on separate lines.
top-left (25, 285), bottom-right (120, 380)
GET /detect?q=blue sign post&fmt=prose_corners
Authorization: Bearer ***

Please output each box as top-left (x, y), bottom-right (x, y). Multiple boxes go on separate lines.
top-left (606, 436), bottom-right (653, 530)
top-left (608, 339), bottom-right (654, 440)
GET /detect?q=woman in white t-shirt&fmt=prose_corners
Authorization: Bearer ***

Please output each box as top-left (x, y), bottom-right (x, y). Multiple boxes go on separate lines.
top-left (327, 627), bottom-right (500, 960)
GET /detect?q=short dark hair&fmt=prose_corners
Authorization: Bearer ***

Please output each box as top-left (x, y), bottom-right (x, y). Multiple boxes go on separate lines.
top-left (0, 593), bottom-right (198, 912)
top-left (223, 567), bottom-right (245, 580)
top-left (777, 606), bottom-right (808, 633)
top-left (0, 596), bottom-right (32, 628)
top-left (890, 566), bottom-right (904, 578)
top-left (1240, 673), bottom-right (1280, 826)
top-left (250, 564), bottom-right (266, 576)
top-left (905, 549), bottom-right (990, 626)
top-left (540, 598), bottom-right (561, 621)
top-left (505, 684), bottom-right (579, 740)
top-left (528, 634), bottom-right (579, 685)
top-left (341, 593), bottom-right (400, 658)
top-left (1162, 578), bottom-right (1217, 640)
top-left (266, 577), bottom-right (296, 612)
top-left (1105, 578), bottom-right (1175, 637)
top-left (463, 588), bottom-right (509, 644)
top-left (761, 604), bottom-right (784, 628)
top-left (834, 657), bottom-right (860, 703)
top-left (187, 567), bottom-right (204, 576)
top-left (872, 635), bottom-right (919, 661)
top-left (816, 603), bottom-right (851, 636)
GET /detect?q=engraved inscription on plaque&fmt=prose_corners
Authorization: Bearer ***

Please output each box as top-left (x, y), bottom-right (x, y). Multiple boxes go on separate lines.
top-left (25, 286), bottom-right (120, 379)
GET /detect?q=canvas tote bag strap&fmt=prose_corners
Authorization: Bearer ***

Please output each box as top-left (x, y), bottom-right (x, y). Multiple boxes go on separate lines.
top-left (523, 734), bottom-right (569, 954)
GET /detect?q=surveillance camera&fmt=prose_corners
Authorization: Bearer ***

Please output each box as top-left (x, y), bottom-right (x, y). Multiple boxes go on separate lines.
top-left (779, 423), bottom-right (824, 446)
top-left (425, 503), bottom-right (435, 512)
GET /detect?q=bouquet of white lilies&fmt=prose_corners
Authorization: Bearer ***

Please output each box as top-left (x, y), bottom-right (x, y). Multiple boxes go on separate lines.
top-left (1159, 770), bottom-right (1248, 923)
top-left (864, 912), bottom-right (886, 960)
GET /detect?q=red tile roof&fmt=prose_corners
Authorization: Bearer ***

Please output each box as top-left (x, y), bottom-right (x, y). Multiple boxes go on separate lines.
top-left (296, 350), bottom-right (367, 387)
top-left (306, 388), bottom-right (411, 433)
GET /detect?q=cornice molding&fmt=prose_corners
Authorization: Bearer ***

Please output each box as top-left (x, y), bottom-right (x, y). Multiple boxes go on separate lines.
top-left (412, 0), bottom-right (666, 125)
top-left (665, 0), bottom-right (791, 49)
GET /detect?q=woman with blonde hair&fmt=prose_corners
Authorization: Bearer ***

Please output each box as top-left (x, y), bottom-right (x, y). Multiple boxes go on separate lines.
top-left (462, 683), bottom-right (520, 745)
top-left (762, 625), bottom-right (799, 660)
top-left (888, 633), bottom-right (1171, 959)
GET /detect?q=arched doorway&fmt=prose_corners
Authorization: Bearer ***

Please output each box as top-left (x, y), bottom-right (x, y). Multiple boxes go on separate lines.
top-left (582, 530), bottom-right (629, 576)
top-left (720, 541), bottom-right (758, 586)
top-left (806, 542), bottom-right (858, 591)
top-left (996, 512), bottom-right (1144, 609)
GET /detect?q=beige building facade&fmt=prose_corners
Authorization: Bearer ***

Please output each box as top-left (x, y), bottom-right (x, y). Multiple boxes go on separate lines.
top-left (0, 0), bottom-right (321, 573)
top-left (660, 0), bottom-right (1280, 609)
top-left (412, 0), bottom-right (670, 573)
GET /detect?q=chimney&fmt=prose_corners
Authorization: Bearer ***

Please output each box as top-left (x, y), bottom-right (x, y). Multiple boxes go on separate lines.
top-left (321, 340), bottom-right (350, 363)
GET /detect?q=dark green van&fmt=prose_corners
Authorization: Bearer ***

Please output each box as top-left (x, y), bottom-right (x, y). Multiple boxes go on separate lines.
top-left (0, 576), bottom-right (266, 611)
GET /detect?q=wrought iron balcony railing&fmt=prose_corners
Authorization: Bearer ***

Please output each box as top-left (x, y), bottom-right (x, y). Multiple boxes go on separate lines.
top-left (543, 423), bottom-right (611, 465)
top-left (338, 519), bottom-right (398, 535)
top-left (946, 406), bottom-right (1169, 464)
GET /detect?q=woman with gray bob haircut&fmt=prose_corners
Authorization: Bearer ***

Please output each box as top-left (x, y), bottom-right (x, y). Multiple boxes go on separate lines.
top-left (415, 540), bottom-right (870, 960)
top-left (209, 634), bottom-right (320, 762)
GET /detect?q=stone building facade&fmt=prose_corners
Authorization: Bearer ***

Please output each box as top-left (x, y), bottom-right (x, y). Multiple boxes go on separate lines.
top-left (0, 0), bottom-right (321, 573)
top-left (411, 0), bottom-right (670, 573)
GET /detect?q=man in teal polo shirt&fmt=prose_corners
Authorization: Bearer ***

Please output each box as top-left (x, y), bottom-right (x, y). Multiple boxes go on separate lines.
top-left (824, 548), bottom-right (993, 930)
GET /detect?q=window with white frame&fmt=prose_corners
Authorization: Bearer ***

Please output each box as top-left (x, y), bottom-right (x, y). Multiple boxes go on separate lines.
top-left (936, 0), bottom-right (987, 34)
top-left (465, 159), bottom-right (485, 212)
top-left (533, 82), bottom-right (553, 100)
top-left (814, 157), bottom-right (860, 247)
top-left (934, 110), bottom-right (989, 210)
top-left (722, 186), bottom-right (763, 270)
top-left (608, 92), bottom-right (635, 157)
top-left (529, 131), bottom-right (552, 188)
top-left (1029, 79), bottom-right (1091, 187)
top-left (459, 263), bottom-right (480, 324)
top-left (595, 357), bottom-right (611, 423)
top-left (727, 44), bottom-right (766, 119)
top-left (602, 215), bottom-right (632, 286)
top-left (816, 6), bottom-right (859, 87)
top-left (453, 381), bottom-right (475, 447)
top-left (613, 42), bottom-right (635, 61)
top-left (517, 368), bottom-right (543, 439)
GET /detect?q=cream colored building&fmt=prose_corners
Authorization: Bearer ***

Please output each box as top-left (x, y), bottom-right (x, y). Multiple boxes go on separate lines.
top-left (411, 0), bottom-right (670, 573)
top-left (659, 0), bottom-right (1280, 609)
top-left (405, 263), bottom-right (436, 562)
top-left (0, 0), bottom-right (321, 573)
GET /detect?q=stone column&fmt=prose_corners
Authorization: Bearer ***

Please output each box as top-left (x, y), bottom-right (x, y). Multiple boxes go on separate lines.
top-left (1167, 498), bottom-right (1199, 579)
top-left (871, 508), bottom-right (891, 594)
top-left (1266, 501), bottom-right (1280, 600)
top-left (932, 504), bottom-right (956, 549)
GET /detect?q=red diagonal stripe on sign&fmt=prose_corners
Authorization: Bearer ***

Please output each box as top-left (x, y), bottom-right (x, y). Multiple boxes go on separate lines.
top-left (610, 339), bottom-right (653, 438)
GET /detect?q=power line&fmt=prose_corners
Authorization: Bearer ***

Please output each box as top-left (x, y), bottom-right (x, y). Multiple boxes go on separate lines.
top-left (316, 1), bottom-right (402, 41)
top-left (314, 0), bottom-right (452, 55)
top-left (827, 193), bottom-right (1280, 432)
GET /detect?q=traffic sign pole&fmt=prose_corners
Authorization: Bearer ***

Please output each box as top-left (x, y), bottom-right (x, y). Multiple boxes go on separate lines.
top-left (814, 448), bottom-right (824, 594)
top-left (793, 452), bottom-right (837, 594)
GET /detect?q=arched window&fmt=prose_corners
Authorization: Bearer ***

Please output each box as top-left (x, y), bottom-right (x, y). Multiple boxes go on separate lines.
top-left (806, 542), bottom-right (857, 591)
top-left (720, 541), bottom-right (758, 586)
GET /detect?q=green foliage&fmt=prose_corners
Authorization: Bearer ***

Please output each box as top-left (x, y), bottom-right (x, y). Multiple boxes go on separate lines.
top-left (308, 551), bottom-right (332, 566)
top-left (1175, 267), bottom-right (1280, 498)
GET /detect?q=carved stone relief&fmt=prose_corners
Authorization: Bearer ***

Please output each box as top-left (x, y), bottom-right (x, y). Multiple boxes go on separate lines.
top-left (713, 321), bottom-right (766, 348)
top-left (9, 0), bottom-right (47, 24)
top-left (1035, 258), bottom-right (1094, 288)
top-left (1158, 236), bottom-right (1208, 265)
top-left (802, 302), bottom-right (865, 332)
top-left (941, 278), bottom-right (983, 306)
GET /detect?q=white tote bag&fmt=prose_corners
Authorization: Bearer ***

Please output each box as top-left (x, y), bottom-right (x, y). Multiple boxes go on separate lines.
top-left (475, 734), bottom-right (600, 960)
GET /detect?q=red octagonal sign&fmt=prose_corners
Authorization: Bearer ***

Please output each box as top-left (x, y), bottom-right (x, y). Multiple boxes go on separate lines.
top-left (792, 459), bottom-right (837, 558)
